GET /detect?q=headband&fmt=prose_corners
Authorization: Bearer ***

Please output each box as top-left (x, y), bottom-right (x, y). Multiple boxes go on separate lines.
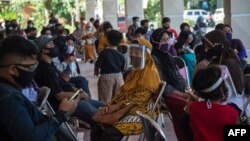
top-left (201, 77), bottom-right (223, 93)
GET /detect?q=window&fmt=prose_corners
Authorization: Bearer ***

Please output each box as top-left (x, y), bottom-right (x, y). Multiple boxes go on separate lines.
top-left (194, 11), bottom-right (200, 15)
top-left (187, 12), bottom-right (192, 15)
top-left (202, 12), bottom-right (207, 15)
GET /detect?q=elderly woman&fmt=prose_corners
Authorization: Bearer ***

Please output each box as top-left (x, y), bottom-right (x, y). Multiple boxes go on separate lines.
top-left (91, 44), bottom-right (161, 141)
top-left (150, 28), bottom-right (188, 141)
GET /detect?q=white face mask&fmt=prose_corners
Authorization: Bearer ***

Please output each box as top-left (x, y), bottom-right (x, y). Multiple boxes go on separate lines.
top-left (136, 21), bottom-right (140, 27)
top-left (67, 46), bottom-right (75, 54)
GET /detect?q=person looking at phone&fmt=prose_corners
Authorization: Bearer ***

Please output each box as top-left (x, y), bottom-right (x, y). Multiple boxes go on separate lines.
top-left (34, 35), bottom-right (104, 127)
top-left (0, 35), bottom-right (78, 141)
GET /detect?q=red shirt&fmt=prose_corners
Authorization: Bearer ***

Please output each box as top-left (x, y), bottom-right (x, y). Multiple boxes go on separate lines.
top-left (189, 102), bottom-right (238, 141)
top-left (168, 28), bottom-right (178, 40)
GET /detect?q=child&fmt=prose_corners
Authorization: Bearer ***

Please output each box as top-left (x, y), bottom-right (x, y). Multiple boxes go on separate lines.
top-left (94, 30), bottom-right (125, 103)
top-left (187, 66), bottom-right (239, 141)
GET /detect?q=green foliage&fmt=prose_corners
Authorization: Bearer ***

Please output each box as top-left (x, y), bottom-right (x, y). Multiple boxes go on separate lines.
top-left (144, 0), bottom-right (161, 26)
top-left (0, 0), bottom-right (85, 32)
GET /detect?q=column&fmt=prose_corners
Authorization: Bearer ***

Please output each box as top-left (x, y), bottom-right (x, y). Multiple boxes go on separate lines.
top-left (224, 0), bottom-right (250, 50)
top-left (125, 0), bottom-right (144, 29)
top-left (103, 0), bottom-right (118, 29)
top-left (86, 0), bottom-right (96, 21)
top-left (161, 0), bottom-right (184, 33)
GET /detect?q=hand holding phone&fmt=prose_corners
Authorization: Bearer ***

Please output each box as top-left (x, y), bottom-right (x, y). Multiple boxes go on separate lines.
top-left (68, 89), bottom-right (82, 102)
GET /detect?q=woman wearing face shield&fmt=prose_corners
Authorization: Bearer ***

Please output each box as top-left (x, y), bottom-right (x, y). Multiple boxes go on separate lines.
top-left (91, 44), bottom-right (161, 141)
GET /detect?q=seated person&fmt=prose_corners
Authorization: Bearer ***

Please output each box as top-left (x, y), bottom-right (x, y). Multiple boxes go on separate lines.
top-left (150, 28), bottom-right (188, 141)
top-left (51, 37), bottom-right (91, 97)
top-left (34, 35), bottom-right (104, 126)
top-left (185, 66), bottom-right (239, 141)
top-left (91, 44), bottom-right (161, 141)
top-left (0, 35), bottom-right (77, 141)
top-left (175, 31), bottom-right (196, 84)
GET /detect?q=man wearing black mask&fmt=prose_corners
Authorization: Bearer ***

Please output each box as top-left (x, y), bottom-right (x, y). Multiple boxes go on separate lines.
top-left (34, 35), bottom-right (104, 127)
top-left (0, 35), bottom-right (78, 141)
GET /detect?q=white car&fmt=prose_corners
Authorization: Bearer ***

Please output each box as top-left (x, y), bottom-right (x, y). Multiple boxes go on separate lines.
top-left (213, 8), bottom-right (225, 22)
top-left (184, 9), bottom-right (209, 22)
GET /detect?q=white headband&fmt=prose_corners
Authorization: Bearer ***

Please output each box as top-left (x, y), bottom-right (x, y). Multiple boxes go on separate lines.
top-left (201, 77), bottom-right (223, 93)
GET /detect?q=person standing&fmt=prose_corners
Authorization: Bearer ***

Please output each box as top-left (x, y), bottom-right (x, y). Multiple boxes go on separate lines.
top-left (94, 30), bottom-right (125, 103)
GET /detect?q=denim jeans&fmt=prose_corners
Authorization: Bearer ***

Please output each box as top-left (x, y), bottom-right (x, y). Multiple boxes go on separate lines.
top-left (69, 76), bottom-right (91, 97)
top-left (74, 99), bottom-right (104, 127)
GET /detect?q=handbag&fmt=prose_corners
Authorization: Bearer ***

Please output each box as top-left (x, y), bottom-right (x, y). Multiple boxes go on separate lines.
top-left (92, 103), bottom-right (135, 125)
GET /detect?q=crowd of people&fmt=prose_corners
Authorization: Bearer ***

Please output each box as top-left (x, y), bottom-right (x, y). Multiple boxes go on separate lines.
top-left (0, 13), bottom-right (250, 141)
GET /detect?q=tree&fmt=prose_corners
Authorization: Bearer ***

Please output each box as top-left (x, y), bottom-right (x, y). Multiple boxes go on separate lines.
top-left (144, 0), bottom-right (161, 26)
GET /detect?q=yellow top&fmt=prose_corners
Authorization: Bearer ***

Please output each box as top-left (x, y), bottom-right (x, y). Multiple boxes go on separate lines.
top-left (136, 38), bottom-right (153, 50)
top-left (97, 35), bottom-right (109, 53)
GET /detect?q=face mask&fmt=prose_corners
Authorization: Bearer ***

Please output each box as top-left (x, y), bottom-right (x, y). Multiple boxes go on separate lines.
top-left (28, 24), bottom-right (33, 28)
top-left (130, 56), bottom-right (144, 70)
top-left (67, 46), bottom-right (74, 54)
top-left (226, 32), bottom-right (232, 41)
top-left (44, 47), bottom-right (58, 58)
top-left (136, 21), bottom-right (140, 28)
top-left (13, 67), bottom-right (35, 87)
top-left (159, 42), bottom-right (171, 53)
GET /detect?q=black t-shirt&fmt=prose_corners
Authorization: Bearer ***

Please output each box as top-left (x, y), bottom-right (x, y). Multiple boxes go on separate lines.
top-left (34, 60), bottom-right (73, 110)
top-left (95, 48), bottom-right (125, 74)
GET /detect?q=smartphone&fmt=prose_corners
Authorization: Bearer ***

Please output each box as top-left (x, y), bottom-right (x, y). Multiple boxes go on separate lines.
top-left (68, 89), bottom-right (81, 102)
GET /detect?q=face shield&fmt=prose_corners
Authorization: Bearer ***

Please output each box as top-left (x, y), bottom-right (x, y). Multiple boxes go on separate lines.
top-left (129, 44), bottom-right (146, 70)
top-left (200, 65), bottom-right (237, 101)
top-left (220, 65), bottom-right (238, 99)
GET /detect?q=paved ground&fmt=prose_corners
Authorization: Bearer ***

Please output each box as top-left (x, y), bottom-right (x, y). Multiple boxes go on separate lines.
top-left (76, 61), bottom-right (178, 141)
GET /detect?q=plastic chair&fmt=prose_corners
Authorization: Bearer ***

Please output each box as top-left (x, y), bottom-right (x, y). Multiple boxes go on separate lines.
top-left (173, 56), bottom-right (191, 88)
top-left (36, 86), bottom-right (77, 141)
top-left (137, 111), bottom-right (168, 141)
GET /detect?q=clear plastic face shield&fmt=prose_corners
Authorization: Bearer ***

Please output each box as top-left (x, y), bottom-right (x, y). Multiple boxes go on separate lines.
top-left (128, 44), bottom-right (146, 70)
top-left (199, 65), bottom-right (237, 102)
top-left (220, 65), bottom-right (238, 100)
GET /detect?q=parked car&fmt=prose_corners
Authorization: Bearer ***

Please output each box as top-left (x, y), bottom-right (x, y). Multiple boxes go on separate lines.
top-left (184, 9), bottom-right (209, 23)
top-left (213, 8), bottom-right (224, 23)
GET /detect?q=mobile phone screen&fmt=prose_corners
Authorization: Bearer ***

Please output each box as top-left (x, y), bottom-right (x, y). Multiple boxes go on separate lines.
top-left (68, 89), bottom-right (81, 102)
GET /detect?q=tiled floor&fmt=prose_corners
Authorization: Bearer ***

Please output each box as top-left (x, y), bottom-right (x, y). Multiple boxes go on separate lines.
top-left (77, 61), bottom-right (178, 141)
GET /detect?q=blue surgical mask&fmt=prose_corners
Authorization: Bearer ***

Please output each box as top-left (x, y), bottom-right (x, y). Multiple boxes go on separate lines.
top-left (226, 32), bottom-right (233, 41)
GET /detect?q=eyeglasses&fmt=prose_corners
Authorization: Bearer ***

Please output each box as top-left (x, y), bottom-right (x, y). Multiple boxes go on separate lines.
top-left (0, 61), bottom-right (39, 72)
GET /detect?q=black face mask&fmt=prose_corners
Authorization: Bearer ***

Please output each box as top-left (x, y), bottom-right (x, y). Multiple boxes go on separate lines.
top-left (44, 47), bottom-right (58, 58)
top-left (13, 67), bottom-right (35, 87)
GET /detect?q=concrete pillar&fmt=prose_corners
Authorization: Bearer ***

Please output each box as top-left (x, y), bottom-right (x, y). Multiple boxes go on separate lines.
top-left (161, 0), bottom-right (184, 33)
top-left (103, 0), bottom-right (118, 29)
top-left (125, 0), bottom-right (144, 30)
top-left (86, 0), bottom-right (96, 21)
top-left (224, 0), bottom-right (250, 51)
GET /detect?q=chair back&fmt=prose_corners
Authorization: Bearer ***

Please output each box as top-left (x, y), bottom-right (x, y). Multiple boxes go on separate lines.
top-left (137, 111), bottom-right (168, 141)
top-left (173, 56), bottom-right (190, 87)
top-left (37, 86), bottom-right (51, 110)
top-left (153, 81), bottom-right (167, 112)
